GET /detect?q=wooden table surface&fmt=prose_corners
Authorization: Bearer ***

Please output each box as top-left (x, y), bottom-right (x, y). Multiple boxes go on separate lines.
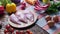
top-left (29, 24), bottom-right (49, 34)
top-left (0, 0), bottom-right (49, 34)
top-left (0, 14), bottom-right (49, 34)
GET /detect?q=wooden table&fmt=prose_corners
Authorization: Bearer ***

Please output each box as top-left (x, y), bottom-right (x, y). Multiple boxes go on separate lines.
top-left (0, 0), bottom-right (49, 34)
top-left (29, 24), bottom-right (49, 34)
top-left (0, 14), bottom-right (49, 34)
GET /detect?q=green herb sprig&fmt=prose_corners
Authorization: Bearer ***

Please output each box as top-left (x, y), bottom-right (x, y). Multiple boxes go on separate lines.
top-left (46, 1), bottom-right (60, 14)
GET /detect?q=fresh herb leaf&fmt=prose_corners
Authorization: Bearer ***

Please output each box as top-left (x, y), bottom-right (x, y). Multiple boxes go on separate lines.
top-left (45, 1), bottom-right (60, 14)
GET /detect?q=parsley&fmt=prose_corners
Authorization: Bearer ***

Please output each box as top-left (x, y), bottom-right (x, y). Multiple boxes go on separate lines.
top-left (45, 1), bottom-right (60, 14)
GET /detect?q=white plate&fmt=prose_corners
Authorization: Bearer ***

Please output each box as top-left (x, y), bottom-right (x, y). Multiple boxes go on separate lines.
top-left (8, 11), bottom-right (37, 28)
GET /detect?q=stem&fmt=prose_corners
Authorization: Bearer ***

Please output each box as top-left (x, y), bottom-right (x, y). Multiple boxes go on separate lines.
top-left (0, 1), bottom-right (2, 6)
top-left (6, 0), bottom-right (8, 4)
top-left (5, 0), bottom-right (12, 4)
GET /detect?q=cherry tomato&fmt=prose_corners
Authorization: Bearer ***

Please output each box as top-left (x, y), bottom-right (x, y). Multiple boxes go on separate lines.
top-left (16, 30), bottom-right (19, 34)
top-left (20, 31), bottom-right (24, 34)
top-left (6, 24), bottom-right (10, 29)
top-left (26, 30), bottom-right (30, 34)
top-left (10, 28), bottom-right (14, 32)
top-left (4, 29), bottom-right (9, 33)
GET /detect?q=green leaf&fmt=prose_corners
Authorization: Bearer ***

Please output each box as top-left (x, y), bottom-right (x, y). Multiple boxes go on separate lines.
top-left (0, 1), bottom-right (2, 5)
top-left (58, 32), bottom-right (60, 34)
top-left (45, 1), bottom-right (60, 14)
top-left (0, 0), bottom-right (12, 6)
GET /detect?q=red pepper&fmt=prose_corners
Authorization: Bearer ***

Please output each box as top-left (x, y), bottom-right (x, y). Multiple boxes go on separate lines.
top-left (34, 4), bottom-right (50, 10)
top-left (34, 1), bottom-right (50, 11)
top-left (0, 2), bottom-right (4, 15)
top-left (0, 6), bottom-right (4, 15)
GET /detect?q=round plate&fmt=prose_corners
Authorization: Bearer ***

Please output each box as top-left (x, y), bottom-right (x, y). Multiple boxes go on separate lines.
top-left (8, 11), bottom-right (37, 28)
